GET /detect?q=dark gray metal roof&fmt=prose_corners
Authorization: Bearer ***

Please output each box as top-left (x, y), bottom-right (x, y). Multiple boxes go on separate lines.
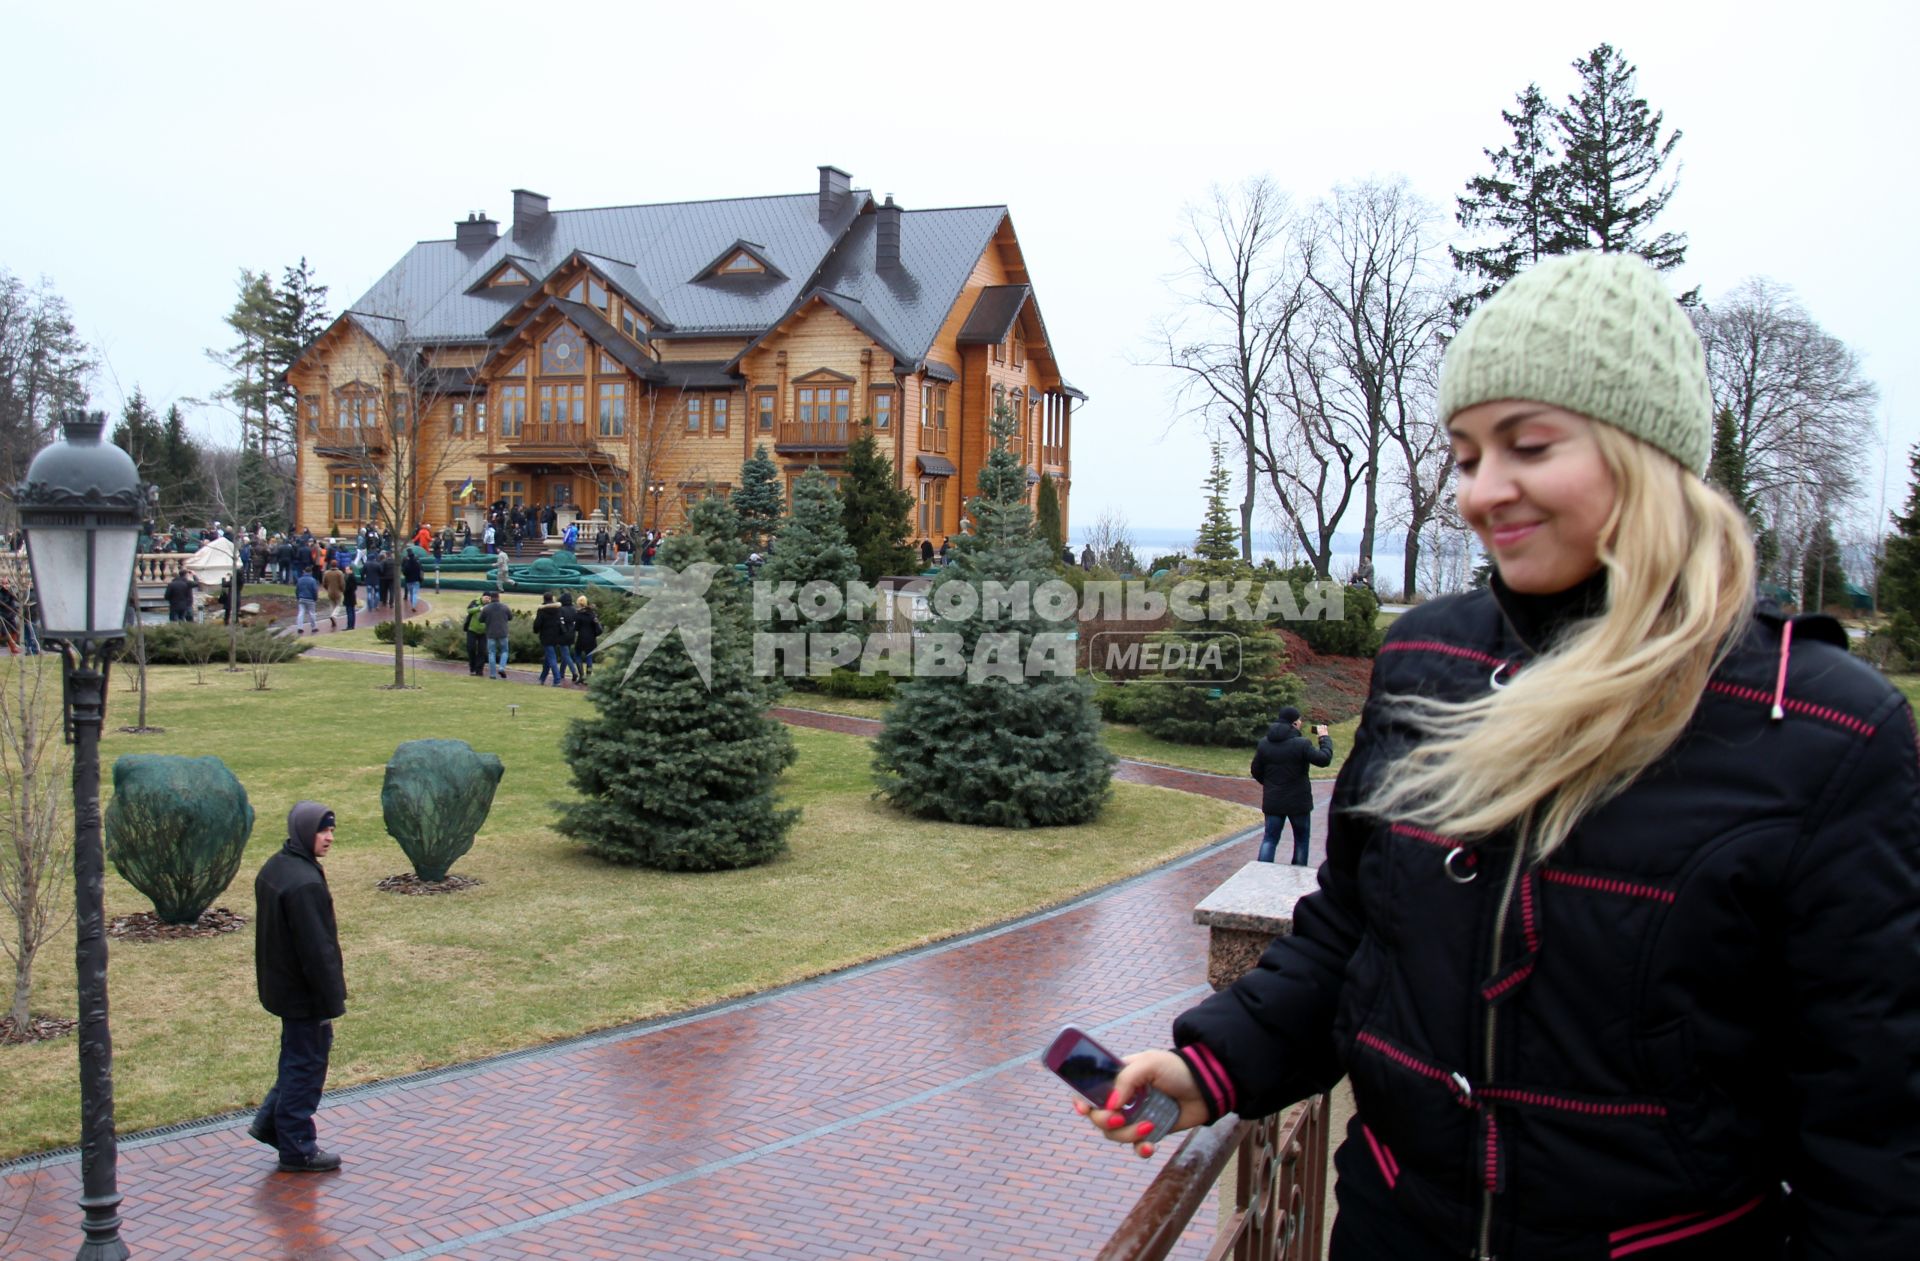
top-left (659, 361), bottom-right (740, 390)
top-left (352, 190), bottom-right (876, 343)
top-left (915, 454), bottom-right (957, 476)
top-left (808, 208), bottom-right (1007, 365)
top-left (956, 285), bottom-right (1030, 345)
top-left (340, 189), bottom-right (1034, 383)
top-left (924, 360), bottom-right (958, 383)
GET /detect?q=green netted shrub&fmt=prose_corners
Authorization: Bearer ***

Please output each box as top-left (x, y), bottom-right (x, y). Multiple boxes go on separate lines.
top-left (373, 619), bottom-right (429, 646)
top-left (138, 621), bottom-right (312, 665)
top-left (381, 739), bottom-right (505, 880)
top-left (105, 755), bottom-right (255, 924)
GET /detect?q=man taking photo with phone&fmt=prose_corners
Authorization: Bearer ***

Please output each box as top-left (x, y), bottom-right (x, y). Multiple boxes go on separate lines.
top-left (1250, 706), bottom-right (1332, 866)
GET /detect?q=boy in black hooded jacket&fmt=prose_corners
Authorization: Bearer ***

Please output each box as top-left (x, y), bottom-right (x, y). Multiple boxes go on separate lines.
top-left (250, 801), bottom-right (346, 1172)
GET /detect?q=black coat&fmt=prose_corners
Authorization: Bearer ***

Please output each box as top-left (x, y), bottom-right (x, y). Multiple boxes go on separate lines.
top-left (401, 553), bottom-right (423, 583)
top-left (1172, 581), bottom-right (1920, 1258)
top-left (1250, 723), bottom-right (1332, 817)
top-left (164, 573), bottom-right (195, 616)
top-left (533, 602), bottom-right (570, 647)
top-left (573, 607), bottom-right (601, 653)
top-left (254, 801), bottom-right (346, 1021)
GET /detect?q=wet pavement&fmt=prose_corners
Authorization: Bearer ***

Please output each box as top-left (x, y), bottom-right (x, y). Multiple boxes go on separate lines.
top-left (1, 654), bottom-right (1326, 1259)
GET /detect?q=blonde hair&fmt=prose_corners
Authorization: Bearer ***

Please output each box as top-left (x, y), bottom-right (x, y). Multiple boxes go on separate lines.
top-left (1366, 425), bottom-right (1755, 860)
top-left (575, 595), bottom-right (589, 608)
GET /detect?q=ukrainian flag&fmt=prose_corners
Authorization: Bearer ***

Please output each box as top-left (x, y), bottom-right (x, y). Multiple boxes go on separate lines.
top-left (456, 477), bottom-right (476, 500)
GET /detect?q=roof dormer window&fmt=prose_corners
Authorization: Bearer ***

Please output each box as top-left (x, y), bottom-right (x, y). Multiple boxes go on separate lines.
top-left (720, 251), bottom-right (764, 275)
top-left (484, 262), bottom-right (533, 288)
top-left (692, 240), bottom-right (785, 283)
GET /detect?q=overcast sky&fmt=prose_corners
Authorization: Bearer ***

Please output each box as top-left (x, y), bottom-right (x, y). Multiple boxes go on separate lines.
top-left (4, 0), bottom-right (1912, 540)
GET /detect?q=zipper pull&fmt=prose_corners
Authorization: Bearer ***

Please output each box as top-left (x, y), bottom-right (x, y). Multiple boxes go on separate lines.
top-left (1450, 1071), bottom-right (1475, 1106)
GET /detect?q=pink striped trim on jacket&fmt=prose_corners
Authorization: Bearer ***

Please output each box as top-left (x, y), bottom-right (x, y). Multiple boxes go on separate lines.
top-left (1608, 1194), bottom-right (1765, 1257)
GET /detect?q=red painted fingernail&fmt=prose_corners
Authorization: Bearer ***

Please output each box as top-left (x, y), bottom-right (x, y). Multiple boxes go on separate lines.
top-left (1137, 1122), bottom-right (1154, 1136)
top-left (1105, 1090), bottom-right (1120, 1111)
top-left (1140, 1143), bottom-right (1156, 1158)
top-left (1105, 1114), bottom-right (1125, 1129)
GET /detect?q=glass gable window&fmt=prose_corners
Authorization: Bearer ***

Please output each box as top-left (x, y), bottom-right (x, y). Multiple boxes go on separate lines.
top-left (499, 385), bottom-right (527, 436)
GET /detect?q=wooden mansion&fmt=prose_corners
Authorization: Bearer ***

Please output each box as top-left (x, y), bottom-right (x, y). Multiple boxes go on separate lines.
top-left (287, 166), bottom-right (1083, 543)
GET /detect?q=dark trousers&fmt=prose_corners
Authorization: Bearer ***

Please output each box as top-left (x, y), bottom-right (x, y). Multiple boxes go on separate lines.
top-left (1258, 812), bottom-right (1311, 865)
top-left (253, 1018), bottom-right (332, 1161)
top-left (466, 631), bottom-right (486, 675)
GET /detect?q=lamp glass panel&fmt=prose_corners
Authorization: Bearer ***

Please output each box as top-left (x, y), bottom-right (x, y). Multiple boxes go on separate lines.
top-left (89, 529), bottom-right (139, 635)
top-left (24, 528), bottom-right (92, 634)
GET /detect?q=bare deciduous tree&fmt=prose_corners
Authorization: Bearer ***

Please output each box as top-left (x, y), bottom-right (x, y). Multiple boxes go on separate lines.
top-left (1693, 278), bottom-right (1879, 589)
top-left (0, 652), bottom-right (71, 1034)
top-left (1084, 505), bottom-right (1140, 573)
top-left (1147, 178), bottom-right (1298, 560)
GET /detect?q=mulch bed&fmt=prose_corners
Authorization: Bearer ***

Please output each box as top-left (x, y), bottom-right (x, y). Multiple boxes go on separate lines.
top-left (1277, 629), bottom-right (1374, 724)
top-left (375, 873), bottom-right (483, 896)
top-left (0, 1013), bottom-right (77, 1045)
top-left (107, 906), bottom-right (248, 942)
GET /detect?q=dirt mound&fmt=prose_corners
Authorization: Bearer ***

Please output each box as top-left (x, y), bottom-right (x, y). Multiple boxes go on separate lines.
top-left (1277, 629), bottom-right (1372, 724)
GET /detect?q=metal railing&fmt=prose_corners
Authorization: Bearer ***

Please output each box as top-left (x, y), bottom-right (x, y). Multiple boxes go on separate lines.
top-left (1098, 1094), bottom-right (1328, 1261)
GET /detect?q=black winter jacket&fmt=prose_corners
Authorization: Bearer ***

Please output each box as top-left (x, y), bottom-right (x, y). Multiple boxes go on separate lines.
top-left (1172, 579), bottom-right (1920, 1260)
top-left (254, 801), bottom-right (346, 1021)
top-left (401, 553), bottom-right (423, 583)
top-left (1250, 723), bottom-right (1333, 817)
top-left (533, 602), bottom-right (571, 647)
top-left (573, 607), bottom-right (601, 654)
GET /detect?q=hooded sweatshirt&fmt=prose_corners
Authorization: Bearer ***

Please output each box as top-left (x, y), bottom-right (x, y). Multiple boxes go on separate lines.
top-left (254, 800), bottom-right (346, 1020)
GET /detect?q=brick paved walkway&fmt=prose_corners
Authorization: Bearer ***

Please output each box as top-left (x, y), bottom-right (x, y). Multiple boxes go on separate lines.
top-left (2, 655), bottom-right (1325, 1259)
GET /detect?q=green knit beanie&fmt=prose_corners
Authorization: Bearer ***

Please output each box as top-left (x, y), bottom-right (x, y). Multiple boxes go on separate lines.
top-left (1439, 252), bottom-right (1712, 474)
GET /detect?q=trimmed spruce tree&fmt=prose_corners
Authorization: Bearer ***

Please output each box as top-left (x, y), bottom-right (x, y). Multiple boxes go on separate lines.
top-left (764, 465), bottom-right (861, 638)
top-left (873, 407), bottom-right (1113, 826)
top-left (1134, 443), bottom-right (1300, 746)
top-left (558, 494), bottom-right (798, 870)
top-left (732, 444), bottom-right (783, 553)
top-left (840, 424), bottom-right (917, 582)
top-left (1879, 444), bottom-right (1920, 660)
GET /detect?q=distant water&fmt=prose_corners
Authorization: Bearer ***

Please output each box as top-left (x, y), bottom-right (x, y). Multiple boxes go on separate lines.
top-left (1069, 524), bottom-right (1406, 577)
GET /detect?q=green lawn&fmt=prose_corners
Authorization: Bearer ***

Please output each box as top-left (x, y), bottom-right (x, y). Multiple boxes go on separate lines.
top-left (0, 657), bottom-right (1255, 1158)
top-left (1892, 674), bottom-right (1920, 707)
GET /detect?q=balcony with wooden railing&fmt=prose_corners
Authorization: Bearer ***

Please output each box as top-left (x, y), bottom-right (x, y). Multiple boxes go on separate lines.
top-left (313, 423), bottom-right (387, 452)
top-left (504, 422), bottom-right (603, 451)
top-left (1100, 862), bottom-right (1331, 1261)
top-left (776, 419), bottom-right (852, 451)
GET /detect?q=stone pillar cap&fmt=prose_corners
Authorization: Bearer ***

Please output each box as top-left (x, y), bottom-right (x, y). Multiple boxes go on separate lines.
top-left (1193, 861), bottom-right (1321, 935)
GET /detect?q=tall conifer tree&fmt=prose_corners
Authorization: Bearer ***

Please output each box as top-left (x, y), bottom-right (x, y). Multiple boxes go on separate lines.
top-left (1551, 44), bottom-right (1688, 273)
top-left (1134, 444), bottom-right (1299, 746)
top-left (1035, 472), bottom-right (1064, 562)
top-left (1452, 83), bottom-right (1560, 316)
top-left (840, 426), bottom-right (916, 581)
top-left (732, 444), bottom-right (784, 553)
top-left (558, 495), bottom-right (798, 870)
top-left (873, 408), bottom-right (1113, 826)
top-left (763, 466), bottom-right (860, 638)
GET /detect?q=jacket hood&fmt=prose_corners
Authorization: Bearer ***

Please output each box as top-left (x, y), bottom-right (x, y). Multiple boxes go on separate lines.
top-left (1264, 721), bottom-right (1302, 743)
top-left (283, 800), bottom-right (334, 860)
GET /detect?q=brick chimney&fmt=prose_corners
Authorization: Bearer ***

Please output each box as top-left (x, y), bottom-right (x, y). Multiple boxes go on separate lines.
top-left (876, 195), bottom-right (902, 270)
top-left (456, 212), bottom-right (499, 251)
top-left (818, 166), bottom-right (851, 223)
top-left (511, 188), bottom-right (551, 239)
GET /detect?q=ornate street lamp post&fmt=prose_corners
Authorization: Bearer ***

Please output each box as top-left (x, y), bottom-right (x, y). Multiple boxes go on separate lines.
top-left (15, 410), bottom-right (150, 1261)
top-left (648, 479), bottom-right (666, 536)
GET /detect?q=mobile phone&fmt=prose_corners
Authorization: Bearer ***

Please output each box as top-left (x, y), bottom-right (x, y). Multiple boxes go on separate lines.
top-left (1042, 1026), bottom-right (1183, 1137)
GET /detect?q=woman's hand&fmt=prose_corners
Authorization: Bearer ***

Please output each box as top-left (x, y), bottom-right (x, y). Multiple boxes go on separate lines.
top-left (1071, 1049), bottom-right (1212, 1158)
